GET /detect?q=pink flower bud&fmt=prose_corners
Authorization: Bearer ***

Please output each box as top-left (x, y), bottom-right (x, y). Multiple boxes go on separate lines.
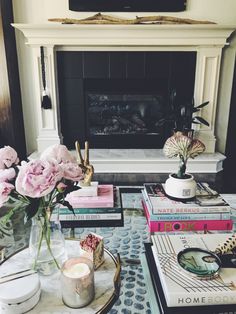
top-left (57, 182), bottom-right (67, 193)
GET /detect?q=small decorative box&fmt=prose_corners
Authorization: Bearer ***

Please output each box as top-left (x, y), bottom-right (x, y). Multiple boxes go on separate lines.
top-left (0, 273), bottom-right (41, 314)
top-left (80, 233), bottom-right (104, 270)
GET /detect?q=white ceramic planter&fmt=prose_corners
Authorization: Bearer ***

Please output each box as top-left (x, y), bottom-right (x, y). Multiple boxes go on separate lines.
top-left (165, 173), bottom-right (197, 200)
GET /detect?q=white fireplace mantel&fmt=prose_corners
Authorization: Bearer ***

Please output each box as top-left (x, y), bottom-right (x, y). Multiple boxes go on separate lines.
top-left (12, 23), bottom-right (235, 47)
top-left (13, 23), bottom-right (236, 173)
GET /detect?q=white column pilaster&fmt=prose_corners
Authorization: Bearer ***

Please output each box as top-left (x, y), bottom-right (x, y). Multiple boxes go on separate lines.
top-left (32, 45), bottom-right (62, 152)
top-left (194, 46), bottom-right (223, 152)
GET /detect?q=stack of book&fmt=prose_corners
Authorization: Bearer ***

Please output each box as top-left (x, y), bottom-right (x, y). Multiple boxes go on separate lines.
top-left (142, 183), bottom-right (233, 232)
top-left (143, 233), bottom-right (236, 314)
top-left (56, 185), bottom-right (123, 228)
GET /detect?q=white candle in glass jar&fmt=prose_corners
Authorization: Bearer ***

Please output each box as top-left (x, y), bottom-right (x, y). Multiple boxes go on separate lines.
top-left (63, 262), bottom-right (90, 278)
top-left (61, 257), bottom-right (95, 308)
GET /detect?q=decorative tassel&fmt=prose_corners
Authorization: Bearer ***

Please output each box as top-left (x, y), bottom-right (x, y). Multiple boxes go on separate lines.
top-left (40, 46), bottom-right (52, 109)
top-left (42, 90), bottom-right (52, 109)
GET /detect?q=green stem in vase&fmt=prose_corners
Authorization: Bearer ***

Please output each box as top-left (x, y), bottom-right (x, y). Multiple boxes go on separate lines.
top-left (33, 216), bottom-right (44, 270)
top-left (33, 209), bottom-right (60, 271)
top-left (44, 211), bottom-right (60, 270)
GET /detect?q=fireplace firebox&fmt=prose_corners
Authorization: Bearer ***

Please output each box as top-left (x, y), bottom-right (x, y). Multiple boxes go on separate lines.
top-left (57, 51), bottom-right (196, 149)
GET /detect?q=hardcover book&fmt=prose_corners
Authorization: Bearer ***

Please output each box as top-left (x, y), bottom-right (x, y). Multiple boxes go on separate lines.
top-left (58, 187), bottom-right (123, 228)
top-left (142, 199), bottom-right (233, 232)
top-left (144, 242), bottom-right (236, 314)
top-left (143, 184), bottom-right (231, 214)
top-left (141, 191), bottom-right (231, 221)
top-left (65, 184), bottom-right (114, 208)
top-left (151, 233), bottom-right (236, 308)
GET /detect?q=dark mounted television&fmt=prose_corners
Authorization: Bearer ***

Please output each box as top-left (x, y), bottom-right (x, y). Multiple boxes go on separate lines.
top-left (69, 0), bottom-right (187, 12)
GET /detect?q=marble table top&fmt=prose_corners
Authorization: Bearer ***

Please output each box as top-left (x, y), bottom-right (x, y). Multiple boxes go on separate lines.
top-left (0, 240), bottom-right (118, 314)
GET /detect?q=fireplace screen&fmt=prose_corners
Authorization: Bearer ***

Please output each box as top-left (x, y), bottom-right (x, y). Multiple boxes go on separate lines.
top-left (87, 93), bottom-right (164, 136)
top-left (57, 51), bottom-right (196, 149)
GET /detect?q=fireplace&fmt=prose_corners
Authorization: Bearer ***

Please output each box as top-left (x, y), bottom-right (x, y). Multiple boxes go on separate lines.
top-left (57, 51), bottom-right (196, 149)
top-left (12, 23), bottom-right (235, 173)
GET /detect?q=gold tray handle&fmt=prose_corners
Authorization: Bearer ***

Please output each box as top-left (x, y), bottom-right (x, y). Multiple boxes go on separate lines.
top-left (96, 253), bottom-right (121, 314)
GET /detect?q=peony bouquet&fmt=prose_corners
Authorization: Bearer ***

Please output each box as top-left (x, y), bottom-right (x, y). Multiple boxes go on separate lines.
top-left (0, 144), bottom-right (83, 222)
top-left (0, 144), bottom-right (84, 271)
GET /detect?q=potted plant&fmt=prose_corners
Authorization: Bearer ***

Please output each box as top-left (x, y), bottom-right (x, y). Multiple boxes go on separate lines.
top-left (163, 131), bottom-right (205, 200)
top-left (156, 89), bottom-right (209, 136)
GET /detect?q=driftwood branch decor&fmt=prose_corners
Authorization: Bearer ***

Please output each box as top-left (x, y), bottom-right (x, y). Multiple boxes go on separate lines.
top-left (48, 13), bottom-right (215, 25)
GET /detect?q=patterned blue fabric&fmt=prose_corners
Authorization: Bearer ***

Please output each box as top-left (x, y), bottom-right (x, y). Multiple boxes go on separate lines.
top-left (72, 209), bottom-right (151, 314)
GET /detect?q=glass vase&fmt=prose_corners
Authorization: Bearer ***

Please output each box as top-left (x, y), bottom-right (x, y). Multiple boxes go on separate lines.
top-left (29, 208), bottom-right (66, 275)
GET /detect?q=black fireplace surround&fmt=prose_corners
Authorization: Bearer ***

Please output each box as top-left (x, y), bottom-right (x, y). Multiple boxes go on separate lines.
top-left (57, 51), bottom-right (196, 149)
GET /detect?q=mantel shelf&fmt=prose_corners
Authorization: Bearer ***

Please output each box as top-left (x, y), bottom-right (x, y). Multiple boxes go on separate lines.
top-left (12, 23), bottom-right (236, 47)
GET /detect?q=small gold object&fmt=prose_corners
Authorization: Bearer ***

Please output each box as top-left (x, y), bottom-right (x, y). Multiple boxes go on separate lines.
top-left (75, 141), bottom-right (94, 186)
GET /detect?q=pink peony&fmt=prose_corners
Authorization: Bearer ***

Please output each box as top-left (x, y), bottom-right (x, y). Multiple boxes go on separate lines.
top-left (0, 182), bottom-right (14, 206)
top-left (0, 146), bottom-right (19, 169)
top-left (15, 160), bottom-right (63, 198)
top-left (62, 162), bottom-right (84, 182)
top-left (40, 144), bottom-right (76, 164)
top-left (0, 168), bottom-right (16, 183)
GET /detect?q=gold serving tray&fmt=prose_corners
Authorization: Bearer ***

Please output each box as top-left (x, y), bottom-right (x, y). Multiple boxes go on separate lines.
top-left (0, 240), bottom-right (121, 314)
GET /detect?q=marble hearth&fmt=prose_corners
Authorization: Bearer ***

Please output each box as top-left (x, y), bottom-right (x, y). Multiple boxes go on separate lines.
top-left (13, 23), bottom-right (235, 175)
top-left (31, 148), bottom-right (225, 185)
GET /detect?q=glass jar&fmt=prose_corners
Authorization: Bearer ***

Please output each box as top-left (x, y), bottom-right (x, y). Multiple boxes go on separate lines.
top-left (61, 257), bottom-right (95, 308)
top-left (29, 207), bottom-right (66, 275)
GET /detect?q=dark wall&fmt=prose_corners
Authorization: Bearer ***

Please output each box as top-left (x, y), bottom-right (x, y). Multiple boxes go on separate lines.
top-left (223, 55), bottom-right (236, 192)
top-left (0, 0), bottom-right (26, 159)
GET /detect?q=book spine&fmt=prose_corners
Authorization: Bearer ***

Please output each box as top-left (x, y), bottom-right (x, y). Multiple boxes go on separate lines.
top-left (148, 219), bottom-right (233, 232)
top-left (143, 189), bottom-right (230, 215)
top-left (68, 201), bottom-right (114, 208)
top-left (61, 219), bottom-right (124, 228)
top-left (142, 198), bottom-right (230, 221)
top-left (152, 206), bottom-right (231, 214)
top-left (59, 207), bottom-right (121, 214)
top-left (53, 213), bottom-right (122, 221)
top-left (66, 184), bottom-right (115, 208)
top-left (142, 185), bottom-right (231, 214)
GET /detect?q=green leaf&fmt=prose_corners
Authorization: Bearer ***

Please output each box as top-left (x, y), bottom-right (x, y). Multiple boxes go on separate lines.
top-left (25, 198), bottom-right (41, 220)
top-left (0, 218), bottom-right (13, 237)
top-left (195, 101), bottom-right (209, 109)
top-left (58, 200), bottom-right (75, 215)
top-left (194, 116), bottom-right (210, 126)
top-left (56, 184), bottom-right (80, 203)
top-left (66, 185), bottom-right (80, 194)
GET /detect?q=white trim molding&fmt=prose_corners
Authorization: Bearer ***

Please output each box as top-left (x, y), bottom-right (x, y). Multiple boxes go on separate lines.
top-left (12, 24), bottom-right (235, 47)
